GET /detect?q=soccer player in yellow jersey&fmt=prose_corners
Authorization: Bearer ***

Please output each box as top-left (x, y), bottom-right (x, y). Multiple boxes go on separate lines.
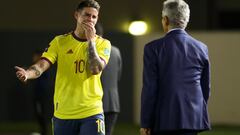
top-left (15, 0), bottom-right (110, 135)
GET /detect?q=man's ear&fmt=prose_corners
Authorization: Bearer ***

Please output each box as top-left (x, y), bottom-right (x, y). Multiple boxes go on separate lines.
top-left (163, 16), bottom-right (170, 26)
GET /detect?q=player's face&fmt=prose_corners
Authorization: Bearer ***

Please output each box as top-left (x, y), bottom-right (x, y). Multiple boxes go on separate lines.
top-left (75, 7), bottom-right (99, 27)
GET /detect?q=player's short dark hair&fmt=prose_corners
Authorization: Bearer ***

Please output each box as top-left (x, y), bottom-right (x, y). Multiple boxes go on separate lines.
top-left (76, 0), bottom-right (100, 11)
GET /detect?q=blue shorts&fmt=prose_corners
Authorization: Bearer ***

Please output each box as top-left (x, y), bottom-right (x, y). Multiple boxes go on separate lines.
top-left (52, 113), bottom-right (105, 135)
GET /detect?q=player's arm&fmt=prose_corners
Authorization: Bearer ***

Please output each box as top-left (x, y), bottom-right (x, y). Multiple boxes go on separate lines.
top-left (88, 40), bottom-right (105, 75)
top-left (82, 22), bottom-right (105, 75)
top-left (15, 59), bottom-right (51, 82)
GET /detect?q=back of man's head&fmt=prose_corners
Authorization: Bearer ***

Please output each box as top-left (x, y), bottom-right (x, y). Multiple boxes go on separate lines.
top-left (162, 0), bottom-right (190, 29)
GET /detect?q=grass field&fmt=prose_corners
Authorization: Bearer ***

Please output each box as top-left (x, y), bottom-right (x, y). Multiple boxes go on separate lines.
top-left (0, 122), bottom-right (240, 135)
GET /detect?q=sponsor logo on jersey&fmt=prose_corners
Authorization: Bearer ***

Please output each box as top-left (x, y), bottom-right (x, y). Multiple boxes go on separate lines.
top-left (67, 49), bottom-right (73, 54)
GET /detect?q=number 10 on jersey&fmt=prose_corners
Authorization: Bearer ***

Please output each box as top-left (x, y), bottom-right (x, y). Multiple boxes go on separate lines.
top-left (74, 59), bottom-right (85, 73)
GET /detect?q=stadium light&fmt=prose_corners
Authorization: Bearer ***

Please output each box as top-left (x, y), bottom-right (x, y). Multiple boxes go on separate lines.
top-left (128, 20), bottom-right (148, 36)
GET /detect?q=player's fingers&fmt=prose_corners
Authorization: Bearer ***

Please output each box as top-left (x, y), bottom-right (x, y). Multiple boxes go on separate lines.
top-left (17, 74), bottom-right (26, 82)
top-left (16, 73), bottom-right (23, 79)
top-left (82, 24), bottom-right (91, 33)
top-left (83, 22), bottom-right (95, 31)
top-left (16, 74), bottom-right (23, 80)
top-left (16, 70), bottom-right (27, 81)
top-left (82, 22), bottom-right (90, 29)
top-left (16, 70), bottom-right (25, 76)
top-left (15, 66), bottom-right (25, 71)
top-left (82, 21), bottom-right (92, 27)
top-left (16, 72), bottom-right (21, 78)
top-left (19, 75), bottom-right (24, 80)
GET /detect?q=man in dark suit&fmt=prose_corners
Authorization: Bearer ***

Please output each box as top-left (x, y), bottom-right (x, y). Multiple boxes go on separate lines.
top-left (101, 46), bottom-right (122, 135)
top-left (32, 50), bottom-right (52, 135)
top-left (140, 0), bottom-right (211, 135)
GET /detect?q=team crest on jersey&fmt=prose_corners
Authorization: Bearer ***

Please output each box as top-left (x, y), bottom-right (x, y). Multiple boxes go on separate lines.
top-left (104, 48), bottom-right (110, 56)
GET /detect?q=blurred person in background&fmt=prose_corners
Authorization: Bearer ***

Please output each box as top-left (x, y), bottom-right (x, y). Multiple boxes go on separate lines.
top-left (96, 23), bottom-right (122, 135)
top-left (15, 0), bottom-right (111, 135)
top-left (31, 49), bottom-right (52, 135)
top-left (140, 0), bottom-right (211, 135)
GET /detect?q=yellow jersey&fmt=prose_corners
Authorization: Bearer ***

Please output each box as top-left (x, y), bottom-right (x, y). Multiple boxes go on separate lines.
top-left (42, 32), bottom-right (111, 119)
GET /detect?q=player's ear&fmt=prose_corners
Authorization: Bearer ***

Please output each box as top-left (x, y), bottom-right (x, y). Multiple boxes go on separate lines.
top-left (74, 11), bottom-right (79, 20)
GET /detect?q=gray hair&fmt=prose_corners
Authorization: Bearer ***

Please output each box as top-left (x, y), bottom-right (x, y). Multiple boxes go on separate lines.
top-left (162, 0), bottom-right (190, 29)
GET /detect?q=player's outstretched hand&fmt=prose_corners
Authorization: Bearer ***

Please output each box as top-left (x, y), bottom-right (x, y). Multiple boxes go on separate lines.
top-left (15, 66), bottom-right (28, 82)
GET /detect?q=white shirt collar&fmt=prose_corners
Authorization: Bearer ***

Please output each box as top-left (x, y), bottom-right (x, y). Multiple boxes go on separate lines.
top-left (167, 28), bottom-right (184, 34)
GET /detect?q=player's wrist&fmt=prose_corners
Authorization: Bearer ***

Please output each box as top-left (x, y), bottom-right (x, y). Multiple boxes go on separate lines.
top-left (88, 40), bottom-right (96, 46)
top-left (24, 71), bottom-right (29, 81)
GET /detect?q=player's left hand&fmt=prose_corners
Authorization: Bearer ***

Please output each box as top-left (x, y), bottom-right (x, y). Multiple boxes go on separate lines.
top-left (82, 21), bottom-right (96, 41)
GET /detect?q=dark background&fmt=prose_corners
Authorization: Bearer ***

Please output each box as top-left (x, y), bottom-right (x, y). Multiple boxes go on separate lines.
top-left (0, 0), bottom-right (240, 124)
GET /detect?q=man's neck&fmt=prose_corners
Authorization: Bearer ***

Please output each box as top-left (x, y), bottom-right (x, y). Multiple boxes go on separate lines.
top-left (165, 26), bottom-right (184, 34)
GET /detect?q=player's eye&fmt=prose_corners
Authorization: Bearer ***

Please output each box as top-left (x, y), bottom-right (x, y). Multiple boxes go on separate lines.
top-left (92, 15), bottom-right (97, 19)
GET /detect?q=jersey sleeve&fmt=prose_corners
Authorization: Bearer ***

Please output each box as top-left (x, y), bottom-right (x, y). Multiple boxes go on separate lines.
top-left (41, 37), bottom-right (58, 64)
top-left (97, 39), bottom-right (111, 65)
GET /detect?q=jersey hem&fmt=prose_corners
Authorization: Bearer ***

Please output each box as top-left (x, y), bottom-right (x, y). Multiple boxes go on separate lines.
top-left (54, 109), bottom-right (103, 120)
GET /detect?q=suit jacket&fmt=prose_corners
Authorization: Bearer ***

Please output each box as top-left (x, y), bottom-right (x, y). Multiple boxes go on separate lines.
top-left (101, 46), bottom-right (122, 112)
top-left (141, 29), bottom-right (211, 132)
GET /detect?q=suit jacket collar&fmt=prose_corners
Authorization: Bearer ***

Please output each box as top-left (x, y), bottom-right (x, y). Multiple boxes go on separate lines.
top-left (165, 29), bottom-right (187, 36)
